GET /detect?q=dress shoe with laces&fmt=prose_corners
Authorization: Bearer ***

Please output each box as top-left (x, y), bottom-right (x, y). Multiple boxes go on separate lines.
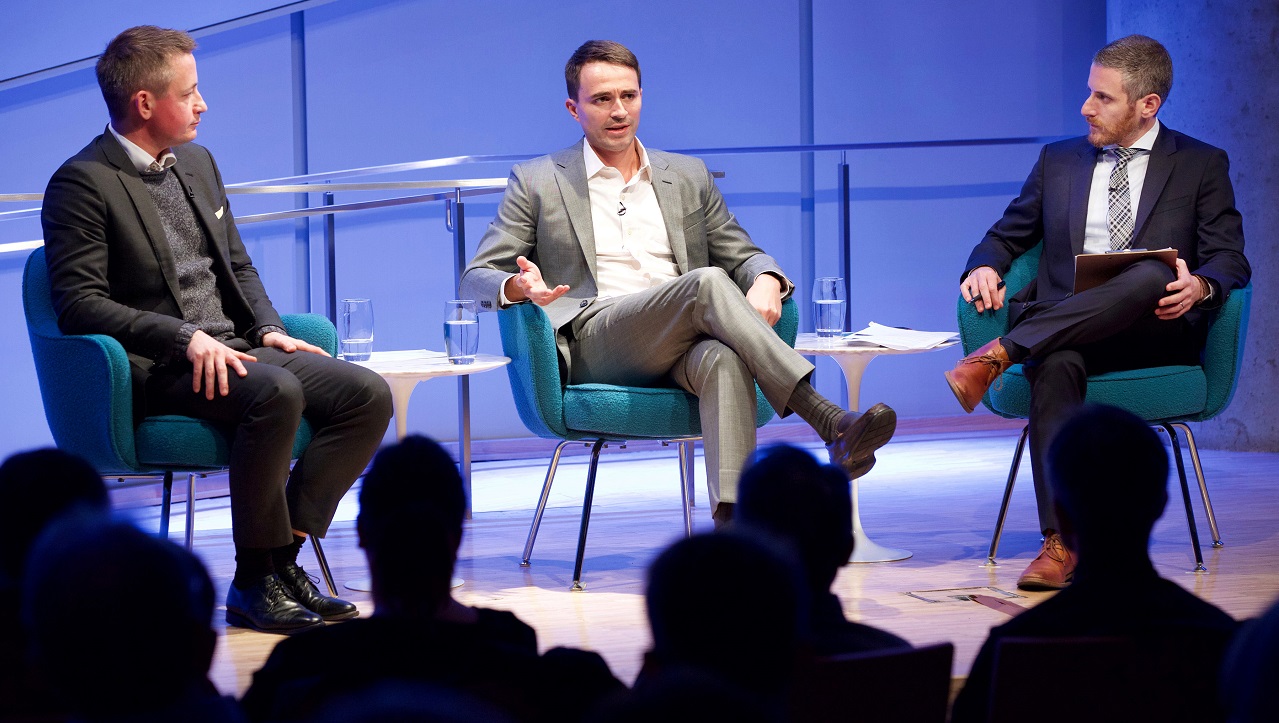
top-left (827, 403), bottom-right (897, 477)
top-left (1017, 532), bottom-right (1076, 590)
top-left (226, 574), bottom-right (324, 634)
top-left (278, 563), bottom-right (360, 621)
top-left (944, 338), bottom-right (1013, 413)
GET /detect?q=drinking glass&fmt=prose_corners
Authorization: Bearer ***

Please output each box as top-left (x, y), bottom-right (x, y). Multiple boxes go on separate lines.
top-left (812, 277), bottom-right (847, 339)
top-left (340, 298), bottom-right (374, 361)
top-left (444, 300), bottom-right (479, 365)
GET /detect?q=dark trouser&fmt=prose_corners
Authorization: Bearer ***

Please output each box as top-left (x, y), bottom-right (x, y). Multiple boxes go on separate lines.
top-left (1006, 260), bottom-right (1203, 533)
top-left (145, 344), bottom-right (392, 549)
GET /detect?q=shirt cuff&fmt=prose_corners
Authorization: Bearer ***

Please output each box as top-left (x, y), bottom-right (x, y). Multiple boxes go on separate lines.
top-left (498, 274), bottom-right (523, 308)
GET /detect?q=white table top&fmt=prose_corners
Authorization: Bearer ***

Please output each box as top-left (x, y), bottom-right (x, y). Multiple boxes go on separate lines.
top-left (348, 349), bottom-right (511, 378)
top-left (794, 332), bottom-right (957, 357)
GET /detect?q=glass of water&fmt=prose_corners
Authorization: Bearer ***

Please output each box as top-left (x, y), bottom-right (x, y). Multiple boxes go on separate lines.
top-left (812, 277), bottom-right (846, 340)
top-left (444, 300), bottom-right (479, 365)
top-left (340, 298), bottom-right (374, 361)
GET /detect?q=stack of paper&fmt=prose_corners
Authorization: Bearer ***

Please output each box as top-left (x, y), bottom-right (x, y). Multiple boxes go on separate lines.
top-left (843, 322), bottom-right (959, 350)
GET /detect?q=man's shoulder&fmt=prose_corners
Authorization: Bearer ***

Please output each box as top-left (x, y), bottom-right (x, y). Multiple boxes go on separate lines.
top-left (646, 147), bottom-right (709, 176)
top-left (1042, 135), bottom-right (1094, 160)
top-left (1157, 125), bottom-right (1229, 160)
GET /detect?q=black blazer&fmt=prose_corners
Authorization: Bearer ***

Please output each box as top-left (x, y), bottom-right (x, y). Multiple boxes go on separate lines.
top-left (963, 125), bottom-right (1250, 335)
top-left (41, 131), bottom-right (284, 384)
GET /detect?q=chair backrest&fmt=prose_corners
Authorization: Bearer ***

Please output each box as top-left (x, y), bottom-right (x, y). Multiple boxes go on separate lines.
top-left (23, 247), bottom-right (141, 473)
top-left (955, 243), bottom-right (1041, 355)
top-left (988, 634), bottom-right (1230, 723)
top-left (790, 642), bottom-right (954, 723)
top-left (498, 297), bottom-right (798, 441)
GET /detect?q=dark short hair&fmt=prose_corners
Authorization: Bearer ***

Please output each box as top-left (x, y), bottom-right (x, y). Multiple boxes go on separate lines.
top-left (22, 514), bottom-right (215, 716)
top-left (737, 444), bottom-right (852, 592)
top-left (646, 531), bottom-right (805, 693)
top-left (96, 25), bottom-right (197, 122)
top-left (1094, 34), bottom-right (1173, 106)
top-left (565, 40), bottom-right (641, 100)
top-left (358, 435), bottom-right (466, 600)
top-left (0, 447), bottom-right (107, 581)
top-left (1049, 404), bottom-right (1169, 540)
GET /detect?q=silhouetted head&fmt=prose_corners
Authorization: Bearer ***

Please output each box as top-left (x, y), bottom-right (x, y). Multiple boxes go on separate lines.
top-left (358, 435), bottom-right (467, 610)
top-left (0, 447), bottom-right (108, 585)
top-left (1220, 596), bottom-right (1279, 723)
top-left (21, 513), bottom-right (216, 717)
top-left (645, 531), bottom-right (805, 696)
top-left (737, 444), bottom-right (853, 593)
top-left (1049, 404), bottom-right (1169, 552)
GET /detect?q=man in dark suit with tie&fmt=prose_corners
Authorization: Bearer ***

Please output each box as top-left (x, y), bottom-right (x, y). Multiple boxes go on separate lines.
top-left (40, 26), bottom-right (393, 633)
top-left (944, 35), bottom-right (1250, 590)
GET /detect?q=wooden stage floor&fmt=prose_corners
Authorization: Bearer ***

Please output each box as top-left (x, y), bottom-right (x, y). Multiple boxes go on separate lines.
top-left (124, 423), bottom-right (1279, 699)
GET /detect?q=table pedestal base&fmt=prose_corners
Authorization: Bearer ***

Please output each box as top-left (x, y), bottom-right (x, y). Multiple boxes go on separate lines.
top-left (848, 469), bottom-right (912, 563)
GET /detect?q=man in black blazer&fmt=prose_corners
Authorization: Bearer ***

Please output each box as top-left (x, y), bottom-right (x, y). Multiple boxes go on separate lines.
top-left (40, 26), bottom-right (392, 633)
top-left (944, 35), bottom-right (1250, 590)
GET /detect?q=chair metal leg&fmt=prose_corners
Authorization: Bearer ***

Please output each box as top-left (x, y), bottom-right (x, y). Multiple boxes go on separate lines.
top-left (521, 440), bottom-right (572, 566)
top-left (986, 425), bottom-right (1029, 567)
top-left (1162, 424), bottom-right (1207, 572)
top-left (685, 440), bottom-right (696, 509)
top-left (571, 439), bottom-right (607, 591)
top-left (185, 473), bottom-right (198, 550)
top-left (1172, 422), bottom-right (1222, 547)
top-left (678, 441), bottom-right (693, 538)
top-left (310, 535), bottom-right (338, 597)
top-left (159, 471), bottom-right (174, 540)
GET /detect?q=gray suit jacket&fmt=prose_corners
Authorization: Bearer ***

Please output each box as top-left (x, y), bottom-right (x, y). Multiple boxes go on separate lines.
top-left (461, 140), bottom-right (788, 339)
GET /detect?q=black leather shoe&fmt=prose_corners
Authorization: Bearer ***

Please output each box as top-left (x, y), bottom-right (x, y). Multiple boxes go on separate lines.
top-left (827, 403), bottom-right (896, 476)
top-left (278, 563), bottom-right (360, 621)
top-left (226, 574), bottom-right (324, 634)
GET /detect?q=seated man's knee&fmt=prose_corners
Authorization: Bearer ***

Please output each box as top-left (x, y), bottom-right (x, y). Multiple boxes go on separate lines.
top-left (1124, 259), bottom-right (1176, 300)
top-left (247, 368), bottom-right (306, 421)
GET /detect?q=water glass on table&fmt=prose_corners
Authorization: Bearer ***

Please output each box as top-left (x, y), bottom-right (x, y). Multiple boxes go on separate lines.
top-left (340, 298), bottom-right (374, 361)
top-left (444, 300), bottom-right (479, 365)
top-left (813, 277), bottom-right (846, 341)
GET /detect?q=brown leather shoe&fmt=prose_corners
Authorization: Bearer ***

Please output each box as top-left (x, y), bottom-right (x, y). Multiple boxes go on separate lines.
top-left (827, 403), bottom-right (896, 477)
top-left (944, 338), bottom-right (1013, 413)
top-left (1016, 532), bottom-right (1076, 590)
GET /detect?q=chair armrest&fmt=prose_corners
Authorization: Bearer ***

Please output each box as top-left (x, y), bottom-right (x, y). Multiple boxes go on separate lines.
top-left (1197, 283), bottom-right (1251, 420)
top-left (282, 314), bottom-right (339, 357)
top-left (775, 297), bottom-right (799, 347)
top-left (498, 304), bottom-right (570, 439)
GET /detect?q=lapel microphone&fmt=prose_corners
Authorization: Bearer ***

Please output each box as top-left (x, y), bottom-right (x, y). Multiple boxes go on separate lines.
top-left (617, 201), bottom-right (626, 216)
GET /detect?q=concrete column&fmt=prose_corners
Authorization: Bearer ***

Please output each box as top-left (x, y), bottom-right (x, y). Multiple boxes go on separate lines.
top-left (1110, 1), bottom-right (1279, 452)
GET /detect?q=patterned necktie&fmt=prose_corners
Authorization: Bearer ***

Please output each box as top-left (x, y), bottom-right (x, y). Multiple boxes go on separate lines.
top-left (1107, 147), bottom-right (1140, 250)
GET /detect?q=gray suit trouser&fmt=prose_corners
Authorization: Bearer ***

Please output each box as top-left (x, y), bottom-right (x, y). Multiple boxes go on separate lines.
top-left (566, 267), bottom-right (814, 510)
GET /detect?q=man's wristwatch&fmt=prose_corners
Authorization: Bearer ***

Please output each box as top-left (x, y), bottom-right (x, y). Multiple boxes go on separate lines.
top-left (1195, 275), bottom-right (1213, 305)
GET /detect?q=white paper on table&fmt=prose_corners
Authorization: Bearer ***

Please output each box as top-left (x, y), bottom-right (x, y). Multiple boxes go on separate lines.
top-left (843, 322), bottom-right (959, 351)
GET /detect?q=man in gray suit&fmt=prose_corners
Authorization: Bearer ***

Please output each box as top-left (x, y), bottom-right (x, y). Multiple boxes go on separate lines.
top-left (462, 40), bottom-right (895, 526)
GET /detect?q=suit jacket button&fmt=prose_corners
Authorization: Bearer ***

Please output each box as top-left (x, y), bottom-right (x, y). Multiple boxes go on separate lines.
top-left (580, 300), bottom-right (589, 308)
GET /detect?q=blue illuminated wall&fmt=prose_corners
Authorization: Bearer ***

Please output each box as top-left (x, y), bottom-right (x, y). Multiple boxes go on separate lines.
top-left (6, 0), bottom-right (1266, 459)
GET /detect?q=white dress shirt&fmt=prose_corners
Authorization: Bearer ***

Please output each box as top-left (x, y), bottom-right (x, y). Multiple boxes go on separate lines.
top-left (108, 123), bottom-right (177, 173)
top-left (1082, 120), bottom-right (1160, 255)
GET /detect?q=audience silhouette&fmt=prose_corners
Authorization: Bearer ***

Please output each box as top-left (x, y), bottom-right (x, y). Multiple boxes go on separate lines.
top-left (629, 530), bottom-right (806, 720)
top-left (0, 447), bottom-right (109, 720)
top-left (736, 443), bottom-right (911, 656)
top-left (22, 512), bottom-right (245, 722)
top-left (1220, 595), bottom-right (1279, 723)
top-left (241, 435), bottom-right (620, 722)
top-left (950, 404), bottom-right (1238, 722)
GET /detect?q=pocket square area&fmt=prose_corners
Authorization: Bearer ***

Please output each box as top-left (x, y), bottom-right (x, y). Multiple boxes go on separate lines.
top-left (215, 206), bottom-right (224, 219)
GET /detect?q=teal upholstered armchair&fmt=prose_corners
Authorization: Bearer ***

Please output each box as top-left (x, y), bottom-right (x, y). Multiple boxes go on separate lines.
top-left (499, 297), bottom-right (798, 589)
top-left (956, 242), bottom-right (1252, 571)
top-left (23, 246), bottom-right (341, 594)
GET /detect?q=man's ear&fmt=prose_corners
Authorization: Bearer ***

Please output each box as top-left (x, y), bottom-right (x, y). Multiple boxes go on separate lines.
top-left (134, 90), bottom-right (154, 120)
top-left (1138, 92), bottom-right (1162, 119)
top-left (565, 97), bottom-right (580, 122)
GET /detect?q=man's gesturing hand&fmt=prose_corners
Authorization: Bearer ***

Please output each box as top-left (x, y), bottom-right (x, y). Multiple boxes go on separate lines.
top-left (506, 255), bottom-right (570, 306)
top-left (187, 330), bottom-right (257, 400)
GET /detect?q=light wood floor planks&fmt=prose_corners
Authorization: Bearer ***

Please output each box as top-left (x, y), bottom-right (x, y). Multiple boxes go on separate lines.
top-left (124, 425), bottom-right (1279, 699)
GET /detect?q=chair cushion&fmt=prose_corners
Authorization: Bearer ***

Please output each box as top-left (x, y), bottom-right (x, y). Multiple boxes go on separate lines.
top-left (563, 384), bottom-right (702, 439)
top-left (989, 364), bottom-right (1208, 423)
top-left (136, 415), bottom-right (316, 469)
